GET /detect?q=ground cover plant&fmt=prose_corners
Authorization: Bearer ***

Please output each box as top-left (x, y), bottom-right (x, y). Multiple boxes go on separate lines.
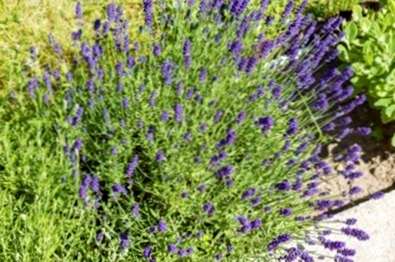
top-left (339, 1), bottom-right (395, 145)
top-left (0, 0), bottom-right (372, 261)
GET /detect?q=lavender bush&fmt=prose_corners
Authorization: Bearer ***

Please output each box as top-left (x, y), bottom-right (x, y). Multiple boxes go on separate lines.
top-left (2, 0), bottom-right (373, 261)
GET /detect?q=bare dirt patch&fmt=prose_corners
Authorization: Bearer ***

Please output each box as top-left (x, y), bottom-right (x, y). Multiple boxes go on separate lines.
top-left (322, 103), bottom-right (395, 203)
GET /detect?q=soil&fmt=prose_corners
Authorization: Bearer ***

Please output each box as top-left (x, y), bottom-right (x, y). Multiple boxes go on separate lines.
top-left (321, 103), bottom-right (395, 204)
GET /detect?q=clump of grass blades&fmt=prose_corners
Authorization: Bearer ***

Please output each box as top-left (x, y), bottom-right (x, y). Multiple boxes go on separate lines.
top-left (0, 0), bottom-right (144, 96)
top-left (1, 0), bottom-right (372, 261)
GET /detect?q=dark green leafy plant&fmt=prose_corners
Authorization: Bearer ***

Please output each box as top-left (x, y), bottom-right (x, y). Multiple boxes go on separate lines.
top-left (307, 0), bottom-right (360, 18)
top-left (339, 2), bottom-right (395, 145)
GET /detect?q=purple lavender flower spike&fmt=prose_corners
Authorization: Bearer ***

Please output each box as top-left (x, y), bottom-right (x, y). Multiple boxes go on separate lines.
top-left (107, 3), bottom-right (117, 21)
top-left (199, 68), bottom-right (207, 82)
top-left (90, 176), bottom-right (100, 193)
top-left (73, 138), bottom-right (83, 152)
top-left (214, 110), bottom-right (224, 123)
top-left (371, 191), bottom-right (384, 200)
top-left (174, 103), bottom-right (183, 123)
top-left (112, 183), bottom-right (127, 195)
top-left (143, 0), bottom-right (154, 28)
top-left (281, 0), bottom-right (294, 22)
top-left (345, 218), bottom-right (357, 226)
top-left (72, 29), bottom-right (82, 41)
top-left (300, 251), bottom-right (314, 262)
top-left (250, 219), bottom-right (262, 230)
top-left (102, 21), bottom-right (110, 34)
top-left (168, 243), bottom-right (178, 253)
top-left (229, 0), bottom-right (250, 17)
top-left (355, 127), bottom-right (372, 136)
top-left (216, 129), bottom-right (236, 148)
top-left (229, 40), bottom-right (243, 58)
top-left (245, 56), bottom-right (257, 74)
top-left (341, 227), bottom-right (370, 241)
top-left (338, 248), bottom-right (356, 257)
top-left (275, 180), bottom-right (291, 191)
top-left (183, 132), bottom-right (192, 142)
top-left (199, 0), bottom-right (208, 13)
top-left (237, 17), bottom-right (250, 38)
top-left (48, 34), bottom-right (62, 55)
top-left (96, 231), bottom-right (104, 243)
top-left (86, 79), bottom-right (95, 93)
top-left (260, 0), bottom-right (269, 11)
top-left (122, 97), bottom-right (129, 109)
top-left (258, 40), bottom-right (274, 58)
top-left (156, 150), bottom-right (166, 162)
top-left (256, 116), bottom-right (274, 133)
top-left (93, 19), bottom-right (101, 31)
top-left (183, 39), bottom-right (192, 69)
top-left (92, 43), bottom-right (103, 59)
top-left (203, 202), bottom-right (215, 216)
top-left (70, 106), bottom-right (84, 126)
top-left (145, 126), bottom-right (155, 142)
top-left (79, 175), bottom-right (91, 200)
top-left (236, 111), bottom-right (246, 124)
top-left (160, 111), bottom-right (169, 122)
top-left (143, 245), bottom-right (153, 258)
top-left (27, 78), bottom-right (39, 98)
top-left (120, 232), bottom-right (129, 250)
top-left (197, 183), bottom-right (206, 192)
top-left (216, 165), bottom-right (234, 179)
top-left (43, 70), bottom-right (52, 90)
top-left (212, 0), bottom-right (224, 9)
top-left (267, 234), bottom-right (291, 251)
top-left (250, 196), bottom-right (261, 207)
top-left (187, 0), bottom-right (195, 7)
top-left (162, 59), bottom-right (173, 85)
top-left (349, 186), bottom-right (362, 196)
top-left (126, 155), bottom-right (139, 177)
top-left (280, 208), bottom-right (292, 217)
top-left (149, 91), bottom-right (157, 107)
top-left (30, 46), bottom-right (37, 61)
top-left (286, 118), bottom-right (298, 136)
top-left (158, 219), bottom-right (167, 232)
top-left (241, 187), bottom-right (256, 200)
top-left (345, 144), bottom-right (362, 163)
top-left (153, 43), bottom-right (161, 56)
top-left (131, 203), bottom-right (140, 217)
top-left (127, 55), bottom-right (135, 68)
top-left (115, 62), bottom-right (125, 77)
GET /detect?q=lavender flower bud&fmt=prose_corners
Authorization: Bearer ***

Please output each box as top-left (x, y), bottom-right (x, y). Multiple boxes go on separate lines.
top-left (143, 0), bottom-right (154, 28)
top-left (174, 103), bottom-right (183, 123)
top-left (120, 232), bottom-right (129, 250)
top-left (162, 60), bottom-right (173, 85)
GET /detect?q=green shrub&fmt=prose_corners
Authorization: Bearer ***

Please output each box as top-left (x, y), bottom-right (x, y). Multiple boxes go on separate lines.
top-left (339, 2), bottom-right (395, 144)
top-left (0, 1), bottom-right (371, 261)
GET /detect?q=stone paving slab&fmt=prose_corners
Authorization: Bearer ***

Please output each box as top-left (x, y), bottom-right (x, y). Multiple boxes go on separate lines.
top-left (314, 190), bottom-right (395, 262)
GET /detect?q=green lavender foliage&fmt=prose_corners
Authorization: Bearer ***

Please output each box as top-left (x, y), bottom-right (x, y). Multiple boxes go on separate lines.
top-left (0, 1), bottom-right (361, 261)
top-left (339, 2), bottom-right (395, 144)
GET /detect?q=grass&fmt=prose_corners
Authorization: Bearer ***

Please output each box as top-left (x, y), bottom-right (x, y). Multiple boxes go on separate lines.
top-left (0, 0), bottom-right (144, 96)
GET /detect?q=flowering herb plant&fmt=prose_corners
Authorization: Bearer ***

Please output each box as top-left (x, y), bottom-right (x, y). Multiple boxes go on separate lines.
top-left (2, 0), bottom-right (373, 261)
